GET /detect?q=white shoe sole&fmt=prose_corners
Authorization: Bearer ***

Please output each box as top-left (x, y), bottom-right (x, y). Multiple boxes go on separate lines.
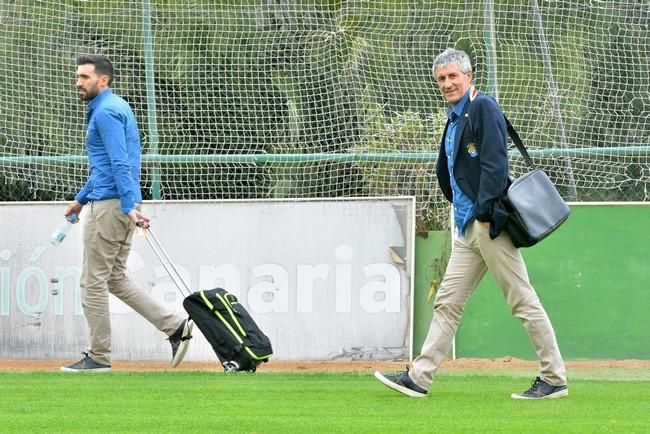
top-left (374, 371), bottom-right (427, 398)
top-left (59, 366), bottom-right (112, 373)
top-left (511, 388), bottom-right (569, 400)
top-left (171, 319), bottom-right (194, 368)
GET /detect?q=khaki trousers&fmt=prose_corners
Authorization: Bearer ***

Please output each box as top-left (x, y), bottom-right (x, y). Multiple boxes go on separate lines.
top-left (410, 220), bottom-right (567, 389)
top-left (80, 199), bottom-right (183, 365)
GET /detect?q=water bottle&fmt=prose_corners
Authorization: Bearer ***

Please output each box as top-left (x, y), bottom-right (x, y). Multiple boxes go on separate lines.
top-left (50, 214), bottom-right (78, 246)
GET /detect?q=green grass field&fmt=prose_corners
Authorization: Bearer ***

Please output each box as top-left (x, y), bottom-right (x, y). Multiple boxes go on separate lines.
top-left (2, 371), bottom-right (649, 433)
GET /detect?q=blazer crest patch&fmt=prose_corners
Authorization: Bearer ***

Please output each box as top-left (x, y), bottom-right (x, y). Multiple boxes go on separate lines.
top-left (467, 143), bottom-right (478, 157)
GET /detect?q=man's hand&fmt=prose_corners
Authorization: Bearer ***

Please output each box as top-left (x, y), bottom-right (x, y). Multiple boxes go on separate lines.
top-left (128, 209), bottom-right (150, 229)
top-left (64, 200), bottom-right (83, 223)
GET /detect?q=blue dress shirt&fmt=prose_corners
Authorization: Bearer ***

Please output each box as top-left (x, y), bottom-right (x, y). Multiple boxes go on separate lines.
top-left (75, 89), bottom-right (142, 214)
top-left (445, 91), bottom-right (474, 236)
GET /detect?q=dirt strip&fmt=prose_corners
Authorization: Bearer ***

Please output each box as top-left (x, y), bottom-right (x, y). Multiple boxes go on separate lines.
top-left (1, 357), bottom-right (648, 372)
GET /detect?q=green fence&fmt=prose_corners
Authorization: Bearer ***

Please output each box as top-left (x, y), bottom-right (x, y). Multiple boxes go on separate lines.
top-left (414, 204), bottom-right (650, 359)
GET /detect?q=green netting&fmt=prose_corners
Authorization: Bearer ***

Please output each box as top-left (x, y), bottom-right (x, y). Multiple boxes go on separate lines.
top-left (1, 1), bottom-right (648, 231)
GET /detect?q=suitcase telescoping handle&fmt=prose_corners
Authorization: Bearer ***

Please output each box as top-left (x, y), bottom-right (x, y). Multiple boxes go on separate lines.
top-left (137, 222), bottom-right (192, 297)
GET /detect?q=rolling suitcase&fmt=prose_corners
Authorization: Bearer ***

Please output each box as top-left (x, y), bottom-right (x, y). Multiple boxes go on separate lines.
top-left (142, 226), bottom-right (273, 372)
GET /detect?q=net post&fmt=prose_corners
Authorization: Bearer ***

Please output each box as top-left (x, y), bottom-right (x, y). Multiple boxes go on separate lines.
top-left (142, 0), bottom-right (161, 200)
top-left (530, 0), bottom-right (578, 200)
top-left (484, 0), bottom-right (499, 99)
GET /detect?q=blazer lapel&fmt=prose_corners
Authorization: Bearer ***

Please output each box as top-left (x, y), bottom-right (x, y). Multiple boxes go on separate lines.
top-left (453, 86), bottom-right (477, 157)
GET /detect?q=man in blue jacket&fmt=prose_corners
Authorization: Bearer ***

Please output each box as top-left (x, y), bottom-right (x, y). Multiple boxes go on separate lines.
top-left (60, 55), bottom-right (193, 372)
top-left (375, 48), bottom-right (567, 399)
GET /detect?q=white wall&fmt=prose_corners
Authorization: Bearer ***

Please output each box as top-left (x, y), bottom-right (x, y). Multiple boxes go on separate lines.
top-left (0, 198), bottom-right (414, 361)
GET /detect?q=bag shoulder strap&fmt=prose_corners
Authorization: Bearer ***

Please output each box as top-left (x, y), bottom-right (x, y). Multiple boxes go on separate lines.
top-left (503, 115), bottom-right (536, 169)
top-left (466, 88), bottom-right (536, 169)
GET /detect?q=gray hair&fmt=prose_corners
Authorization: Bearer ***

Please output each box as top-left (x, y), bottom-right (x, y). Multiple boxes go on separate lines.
top-left (432, 48), bottom-right (473, 74)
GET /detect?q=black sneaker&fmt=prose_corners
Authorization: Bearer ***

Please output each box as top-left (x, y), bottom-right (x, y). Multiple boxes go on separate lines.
top-left (374, 369), bottom-right (428, 398)
top-left (511, 376), bottom-right (568, 400)
top-left (169, 319), bottom-right (193, 368)
top-left (60, 352), bottom-right (111, 373)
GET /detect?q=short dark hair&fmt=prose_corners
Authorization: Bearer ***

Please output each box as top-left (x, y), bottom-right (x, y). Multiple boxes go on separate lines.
top-left (76, 54), bottom-right (114, 86)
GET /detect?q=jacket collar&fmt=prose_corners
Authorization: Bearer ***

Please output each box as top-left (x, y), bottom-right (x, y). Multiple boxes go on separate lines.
top-left (87, 88), bottom-right (113, 112)
top-left (469, 85), bottom-right (479, 101)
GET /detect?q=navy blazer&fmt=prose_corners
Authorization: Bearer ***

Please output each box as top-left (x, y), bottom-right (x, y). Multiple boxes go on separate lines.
top-left (436, 88), bottom-right (511, 238)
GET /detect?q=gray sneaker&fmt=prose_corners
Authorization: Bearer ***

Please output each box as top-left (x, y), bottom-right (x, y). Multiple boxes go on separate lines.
top-left (169, 319), bottom-right (193, 368)
top-left (60, 352), bottom-right (111, 373)
top-left (511, 376), bottom-right (568, 400)
top-left (374, 370), bottom-right (428, 398)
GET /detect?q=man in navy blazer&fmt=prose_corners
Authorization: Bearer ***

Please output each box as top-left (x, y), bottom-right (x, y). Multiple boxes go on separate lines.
top-left (376, 48), bottom-right (568, 400)
top-left (435, 81), bottom-right (511, 239)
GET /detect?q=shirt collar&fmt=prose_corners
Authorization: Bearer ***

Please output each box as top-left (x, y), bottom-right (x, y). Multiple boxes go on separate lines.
top-left (446, 90), bottom-right (471, 122)
top-left (87, 88), bottom-right (113, 112)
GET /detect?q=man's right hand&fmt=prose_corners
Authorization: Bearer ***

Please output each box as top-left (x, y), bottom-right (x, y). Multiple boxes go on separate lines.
top-left (65, 200), bottom-right (83, 223)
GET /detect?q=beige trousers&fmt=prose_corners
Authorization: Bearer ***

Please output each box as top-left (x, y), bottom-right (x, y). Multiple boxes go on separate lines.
top-left (410, 220), bottom-right (567, 389)
top-left (80, 199), bottom-right (183, 365)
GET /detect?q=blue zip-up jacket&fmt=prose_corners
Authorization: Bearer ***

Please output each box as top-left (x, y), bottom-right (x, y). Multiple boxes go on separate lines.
top-left (75, 88), bottom-right (142, 214)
